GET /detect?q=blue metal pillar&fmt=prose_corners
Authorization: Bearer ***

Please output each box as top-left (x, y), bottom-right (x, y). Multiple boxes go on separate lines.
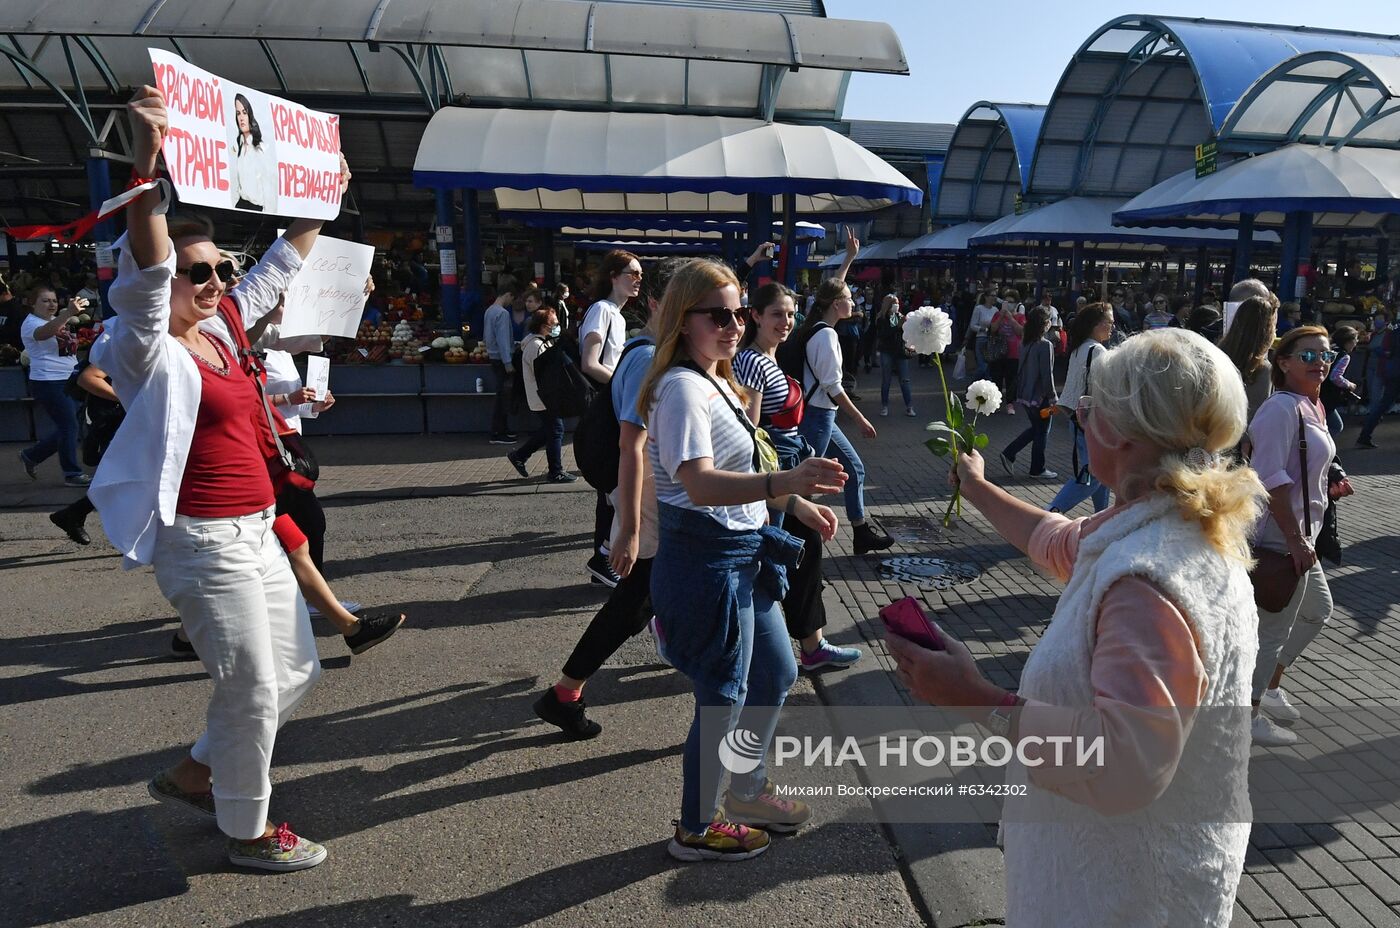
top-left (1070, 241), bottom-right (1085, 303)
top-left (86, 157), bottom-right (116, 318)
top-left (1232, 213), bottom-right (1255, 284)
top-left (459, 189), bottom-right (482, 336)
top-left (746, 193), bottom-right (774, 287)
top-left (1194, 247), bottom-right (1209, 303)
top-left (434, 188), bottom-right (460, 331)
top-left (778, 193), bottom-right (798, 289)
top-left (1378, 237), bottom-right (1390, 285)
top-left (1278, 211), bottom-right (1314, 302)
top-left (538, 227), bottom-right (556, 288)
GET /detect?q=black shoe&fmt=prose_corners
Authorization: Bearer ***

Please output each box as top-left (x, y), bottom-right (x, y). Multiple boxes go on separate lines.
top-left (344, 611), bottom-right (405, 655)
top-left (586, 553), bottom-right (621, 588)
top-left (999, 451), bottom-right (1015, 476)
top-left (50, 509), bottom-right (90, 545)
top-left (18, 451), bottom-right (37, 480)
top-left (489, 433), bottom-right (517, 445)
top-left (170, 633), bottom-right (198, 661)
top-left (533, 689), bottom-right (602, 740)
top-left (853, 522), bottom-right (894, 555)
top-left (547, 471), bottom-right (578, 483)
top-left (1356, 437), bottom-right (1378, 449)
top-left (506, 453), bottom-right (529, 478)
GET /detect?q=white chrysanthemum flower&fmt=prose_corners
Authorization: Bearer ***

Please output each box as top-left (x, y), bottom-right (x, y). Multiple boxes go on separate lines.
top-left (965, 379), bottom-right (1003, 414)
top-left (901, 307), bottom-right (953, 356)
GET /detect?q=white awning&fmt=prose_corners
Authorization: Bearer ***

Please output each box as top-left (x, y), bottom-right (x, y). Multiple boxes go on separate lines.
top-left (971, 197), bottom-right (1279, 250)
top-left (415, 108), bottom-right (923, 211)
top-left (1219, 52), bottom-right (1400, 150)
top-left (818, 238), bottom-right (913, 268)
top-left (1114, 144), bottom-right (1400, 231)
top-left (898, 222), bottom-right (988, 256)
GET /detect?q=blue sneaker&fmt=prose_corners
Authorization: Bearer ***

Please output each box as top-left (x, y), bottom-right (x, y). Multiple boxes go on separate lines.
top-left (800, 639), bottom-right (863, 671)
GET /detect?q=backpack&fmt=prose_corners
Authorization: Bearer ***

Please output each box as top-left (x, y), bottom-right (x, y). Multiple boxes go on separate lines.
top-left (532, 334), bottom-right (594, 418)
top-left (776, 321), bottom-right (830, 403)
top-left (573, 338), bottom-right (653, 494)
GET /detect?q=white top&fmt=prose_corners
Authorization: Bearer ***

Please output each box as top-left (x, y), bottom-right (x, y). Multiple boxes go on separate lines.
top-left (648, 367), bottom-right (765, 531)
top-left (231, 137), bottom-right (278, 210)
top-left (1043, 304), bottom-right (1062, 328)
top-left (801, 325), bottom-right (844, 411)
top-left (969, 303), bottom-right (998, 335)
top-left (89, 232), bottom-right (302, 568)
top-left (520, 333), bottom-right (548, 412)
top-left (580, 298), bottom-right (625, 372)
top-left (21, 313), bottom-right (78, 381)
top-left (1057, 340), bottom-right (1106, 411)
top-left (254, 323), bottom-right (324, 434)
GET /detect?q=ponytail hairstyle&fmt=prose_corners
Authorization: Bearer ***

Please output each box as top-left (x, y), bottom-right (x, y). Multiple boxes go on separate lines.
top-left (587, 249), bottom-right (641, 305)
top-left (1090, 329), bottom-right (1267, 562)
top-left (741, 280), bottom-right (796, 347)
top-left (1066, 301), bottom-right (1113, 354)
top-left (798, 277), bottom-right (850, 335)
top-left (636, 259), bottom-right (746, 419)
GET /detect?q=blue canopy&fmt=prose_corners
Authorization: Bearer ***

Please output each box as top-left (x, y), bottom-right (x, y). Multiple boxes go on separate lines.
top-left (970, 197), bottom-right (1279, 250)
top-left (934, 102), bottom-right (1046, 224)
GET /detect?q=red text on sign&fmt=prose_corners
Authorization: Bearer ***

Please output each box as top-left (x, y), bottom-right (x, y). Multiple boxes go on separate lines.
top-left (269, 103), bottom-right (341, 155)
top-left (165, 127), bottom-right (230, 192)
top-left (152, 63), bottom-right (226, 124)
top-left (279, 163), bottom-right (340, 205)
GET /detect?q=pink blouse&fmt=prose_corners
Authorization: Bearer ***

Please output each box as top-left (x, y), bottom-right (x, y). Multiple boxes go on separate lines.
top-left (1016, 508), bottom-right (1208, 815)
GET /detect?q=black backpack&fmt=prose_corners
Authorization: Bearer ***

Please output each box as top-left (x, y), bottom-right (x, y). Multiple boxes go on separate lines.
top-left (573, 338), bottom-right (653, 494)
top-left (533, 334), bottom-right (594, 418)
top-left (776, 321), bottom-right (830, 403)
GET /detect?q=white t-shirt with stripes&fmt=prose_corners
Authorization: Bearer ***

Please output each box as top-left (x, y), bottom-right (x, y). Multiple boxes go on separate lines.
top-left (648, 367), bottom-right (766, 531)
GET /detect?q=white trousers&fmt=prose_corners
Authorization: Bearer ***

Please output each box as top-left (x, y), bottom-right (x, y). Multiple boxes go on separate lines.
top-left (153, 507), bottom-right (321, 840)
top-left (1252, 561), bottom-right (1332, 701)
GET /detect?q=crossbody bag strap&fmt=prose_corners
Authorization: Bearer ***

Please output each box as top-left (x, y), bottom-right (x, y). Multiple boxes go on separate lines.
top-left (681, 361), bottom-right (763, 471)
top-left (1298, 408), bottom-right (1311, 538)
top-left (218, 299), bottom-right (294, 471)
top-left (805, 322), bottom-right (836, 402)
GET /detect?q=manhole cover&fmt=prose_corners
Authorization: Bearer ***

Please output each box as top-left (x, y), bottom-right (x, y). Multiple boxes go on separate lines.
top-left (879, 556), bottom-right (980, 590)
top-left (877, 515), bottom-right (945, 546)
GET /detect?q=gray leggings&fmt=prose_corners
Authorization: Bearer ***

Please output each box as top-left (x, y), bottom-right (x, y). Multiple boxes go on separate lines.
top-left (1252, 562), bottom-right (1332, 701)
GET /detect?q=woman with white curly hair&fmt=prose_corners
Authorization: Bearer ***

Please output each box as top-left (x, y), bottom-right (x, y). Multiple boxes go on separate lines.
top-left (892, 329), bottom-right (1268, 926)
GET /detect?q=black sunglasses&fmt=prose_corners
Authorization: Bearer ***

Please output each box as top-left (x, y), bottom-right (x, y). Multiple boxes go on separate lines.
top-left (686, 306), bottom-right (746, 329)
top-left (176, 260), bottom-right (237, 286)
top-left (1289, 349), bottom-right (1337, 364)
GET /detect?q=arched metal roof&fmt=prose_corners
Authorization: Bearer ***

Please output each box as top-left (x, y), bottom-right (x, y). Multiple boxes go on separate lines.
top-left (1026, 15), bottom-right (1400, 203)
top-left (898, 222), bottom-right (986, 257)
top-left (933, 102), bottom-right (1046, 224)
top-left (1219, 51), bottom-right (1400, 151)
top-left (558, 221), bottom-right (825, 240)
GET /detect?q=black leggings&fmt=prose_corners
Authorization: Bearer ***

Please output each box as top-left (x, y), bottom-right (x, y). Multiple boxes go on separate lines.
top-left (276, 484), bottom-right (327, 572)
top-left (561, 557), bottom-right (654, 681)
top-left (593, 492), bottom-right (613, 555)
top-left (780, 513), bottom-right (826, 641)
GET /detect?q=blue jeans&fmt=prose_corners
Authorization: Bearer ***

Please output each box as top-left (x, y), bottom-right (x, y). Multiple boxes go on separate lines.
top-left (798, 406), bottom-right (866, 523)
top-left (974, 335), bottom-right (990, 379)
top-left (1003, 403), bottom-right (1052, 475)
top-left (880, 352), bottom-right (912, 409)
top-left (1048, 425), bottom-right (1110, 513)
top-left (1359, 374), bottom-right (1400, 442)
top-left (25, 379), bottom-right (82, 477)
top-left (513, 410), bottom-right (564, 475)
top-left (680, 565), bottom-right (797, 833)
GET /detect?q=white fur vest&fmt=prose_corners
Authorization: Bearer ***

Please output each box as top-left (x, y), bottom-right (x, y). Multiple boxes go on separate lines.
top-left (1002, 495), bottom-right (1257, 928)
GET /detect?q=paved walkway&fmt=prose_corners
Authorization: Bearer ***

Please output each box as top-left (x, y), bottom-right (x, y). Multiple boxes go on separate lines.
top-left (3, 363), bottom-right (1400, 927)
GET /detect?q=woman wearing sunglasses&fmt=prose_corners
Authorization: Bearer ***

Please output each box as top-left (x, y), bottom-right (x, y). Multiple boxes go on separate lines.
top-left (1245, 325), bottom-right (1337, 747)
top-left (638, 259), bottom-right (846, 861)
top-left (89, 85), bottom-right (349, 871)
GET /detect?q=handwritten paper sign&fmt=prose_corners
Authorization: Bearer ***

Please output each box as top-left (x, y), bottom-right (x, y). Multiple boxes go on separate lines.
top-left (279, 235), bottom-right (375, 339)
top-left (149, 48), bottom-right (342, 220)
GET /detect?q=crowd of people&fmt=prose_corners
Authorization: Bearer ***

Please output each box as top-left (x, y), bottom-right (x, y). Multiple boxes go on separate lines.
top-left (4, 84), bottom-right (1394, 926)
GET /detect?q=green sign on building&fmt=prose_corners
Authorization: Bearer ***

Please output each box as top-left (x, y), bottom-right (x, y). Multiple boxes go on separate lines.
top-left (1195, 141), bottom-right (1218, 178)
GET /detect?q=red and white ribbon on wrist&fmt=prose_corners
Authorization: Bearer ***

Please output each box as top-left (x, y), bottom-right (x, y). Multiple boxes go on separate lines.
top-left (4, 177), bottom-right (168, 243)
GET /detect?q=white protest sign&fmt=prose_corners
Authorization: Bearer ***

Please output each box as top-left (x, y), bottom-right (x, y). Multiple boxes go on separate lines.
top-left (1222, 301), bottom-right (1242, 333)
top-left (149, 48), bottom-right (342, 220)
top-left (305, 355), bottom-right (330, 402)
top-left (279, 235), bottom-right (375, 338)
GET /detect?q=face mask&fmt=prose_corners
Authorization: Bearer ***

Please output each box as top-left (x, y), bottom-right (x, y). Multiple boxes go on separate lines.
top-left (549, 325), bottom-right (562, 338)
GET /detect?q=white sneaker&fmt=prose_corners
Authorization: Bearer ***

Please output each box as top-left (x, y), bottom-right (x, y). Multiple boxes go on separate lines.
top-left (1259, 687), bottom-right (1302, 722)
top-left (905, 408), bottom-right (916, 417)
top-left (1251, 714), bottom-right (1298, 747)
top-left (880, 406), bottom-right (889, 417)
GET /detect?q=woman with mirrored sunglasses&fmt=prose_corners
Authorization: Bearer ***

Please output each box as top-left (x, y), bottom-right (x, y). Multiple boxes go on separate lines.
top-left (1245, 325), bottom-right (1336, 748)
top-left (88, 85), bottom-right (349, 872)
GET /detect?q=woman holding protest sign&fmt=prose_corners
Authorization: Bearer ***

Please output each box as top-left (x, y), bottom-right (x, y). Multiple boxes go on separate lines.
top-left (231, 93), bottom-right (277, 212)
top-left (93, 84), bottom-right (349, 872)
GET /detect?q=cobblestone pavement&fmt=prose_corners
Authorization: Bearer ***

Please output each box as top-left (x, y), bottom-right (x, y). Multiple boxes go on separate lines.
top-left (2, 359), bottom-right (1399, 927)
